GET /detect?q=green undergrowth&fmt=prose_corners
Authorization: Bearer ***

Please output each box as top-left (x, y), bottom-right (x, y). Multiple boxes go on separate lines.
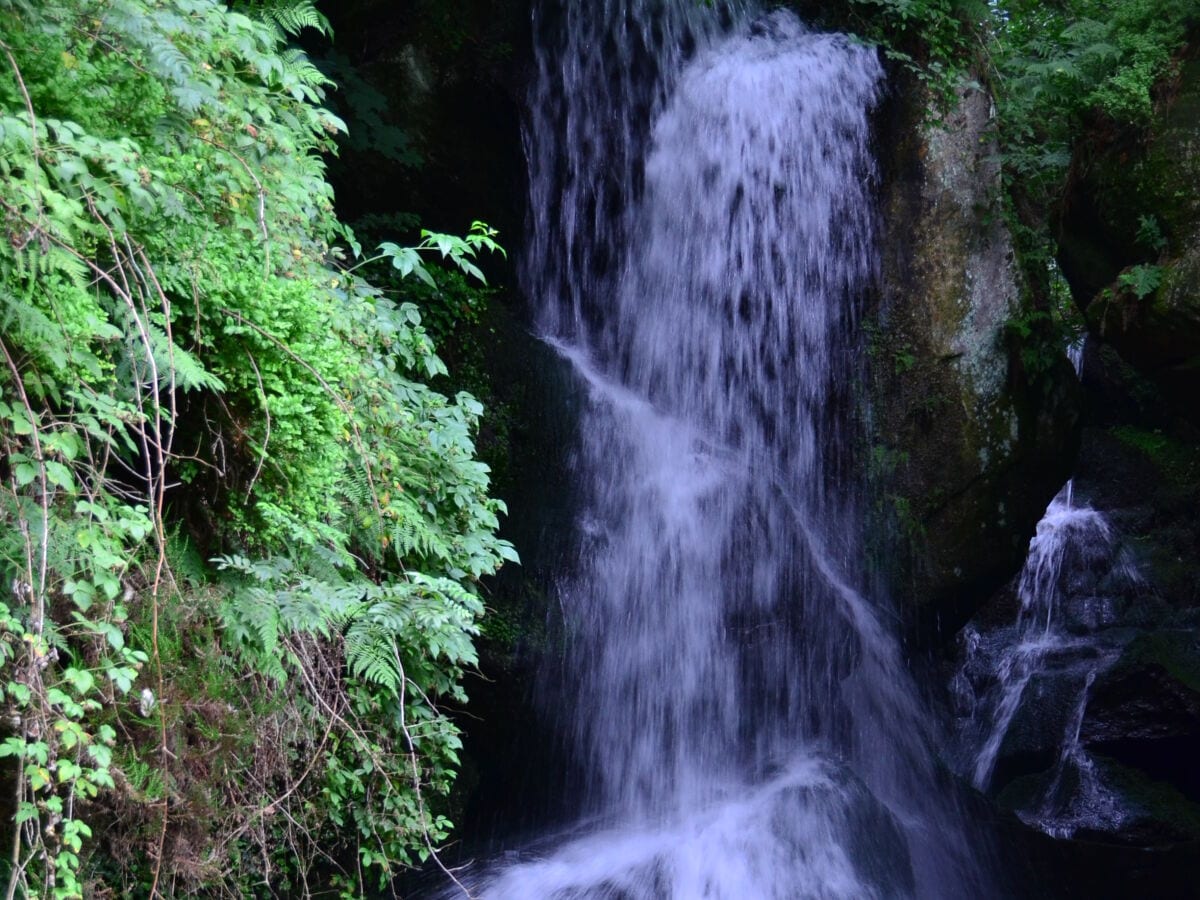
top-left (991, 0), bottom-right (1194, 199)
top-left (0, 0), bottom-right (513, 895)
top-left (846, 0), bottom-right (987, 104)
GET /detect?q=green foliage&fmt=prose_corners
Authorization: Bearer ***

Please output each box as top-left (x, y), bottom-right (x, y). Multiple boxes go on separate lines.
top-left (892, 343), bottom-right (918, 374)
top-left (988, 0), bottom-right (1193, 200)
top-left (1005, 306), bottom-right (1070, 380)
top-left (0, 0), bottom-right (512, 895)
top-left (1111, 425), bottom-right (1199, 487)
top-left (1117, 263), bottom-right (1164, 299)
top-left (1135, 214), bottom-right (1169, 254)
top-left (236, 0), bottom-right (332, 39)
top-left (321, 53), bottom-right (424, 168)
top-left (847, 0), bottom-right (987, 102)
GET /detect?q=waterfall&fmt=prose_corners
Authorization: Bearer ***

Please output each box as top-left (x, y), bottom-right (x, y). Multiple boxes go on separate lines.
top-left (538, 6), bottom-right (886, 817)
top-left (1030, 670), bottom-right (1129, 839)
top-left (442, 3), bottom-right (992, 896)
top-left (952, 337), bottom-right (1143, 839)
top-left (952, 480), bottom-right (1143, 838)
top-left (961, 492), bottom-right (1126, 791)
top-left (951, 339), bottom-right (1143, 837)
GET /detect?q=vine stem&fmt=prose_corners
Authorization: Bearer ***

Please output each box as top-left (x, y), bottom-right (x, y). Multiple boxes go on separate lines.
top-left (0, 40), bottom-right (44, 228)
top-left (130, 239), bottom-right (177, 900)
top-left (0, 338), bottom-right (51, 900)
top-left (192, 133), bottom-right (271, 278)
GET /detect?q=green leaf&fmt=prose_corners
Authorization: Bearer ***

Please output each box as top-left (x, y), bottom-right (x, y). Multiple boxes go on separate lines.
top-left (15, 801), bottom-right (39, 824)
top-left (62, 668), bottom-right (95, 694)
top-left (45, 460), bottom-right (75, 490)
top-left (0, 737), bottom-right (27, 758)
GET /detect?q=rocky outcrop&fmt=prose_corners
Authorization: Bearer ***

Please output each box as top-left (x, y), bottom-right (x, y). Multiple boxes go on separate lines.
top-left (1057, 56), bottom-right (1200, 419)
top-left (870, 78), bottom-right (1080, 628)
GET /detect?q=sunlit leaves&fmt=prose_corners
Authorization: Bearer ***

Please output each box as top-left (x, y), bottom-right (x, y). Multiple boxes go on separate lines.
top-left (992, 0), bottom-right (1191, 195)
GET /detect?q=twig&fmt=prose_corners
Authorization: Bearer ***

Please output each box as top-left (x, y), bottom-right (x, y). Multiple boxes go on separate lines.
top-left (0, 338), bottom-right (50, 629)
top-left (243, 350), bottom-right (271, 503)
top-left (192, 134), bottom-right (271, 277)
top-left (1, 40), bottom-right (44, 228)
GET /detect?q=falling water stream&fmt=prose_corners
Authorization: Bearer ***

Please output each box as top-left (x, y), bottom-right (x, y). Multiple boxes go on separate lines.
top-left (445, 3), bottom-right (991, 896)
top-left (952, 342), bottom-right (1142, 839)
top-left (959, 489), bottom-right (1127, 791)
top-left (951, 480), bottom-right (1140, 839)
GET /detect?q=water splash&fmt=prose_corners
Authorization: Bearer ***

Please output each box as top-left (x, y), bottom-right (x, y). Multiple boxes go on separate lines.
top-left (1025, 671), bottom-right (1128, 838)
top-left (966, 491), bottom-right (1125, 790)
top-left (479, 761), bottom-right (913, 900)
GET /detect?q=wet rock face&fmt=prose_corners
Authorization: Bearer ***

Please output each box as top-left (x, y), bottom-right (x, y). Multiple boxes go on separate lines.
top-left (947, 497), bottom-right (1200, 849)
top-left (870, 78), bottom-right (1079, 626)
top-left (1082, 633), bottom-right (1200, 790)
top-left (1057, 57), bottom-right (1200, 419)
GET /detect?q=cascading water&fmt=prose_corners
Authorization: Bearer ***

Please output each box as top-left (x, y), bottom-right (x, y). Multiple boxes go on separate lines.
top-left (444, 3), bottom-right (993, 896)
top-left (951, 343), bottom-right (1143, 838)
top-left (955, 489), bottom-right (1131, 789)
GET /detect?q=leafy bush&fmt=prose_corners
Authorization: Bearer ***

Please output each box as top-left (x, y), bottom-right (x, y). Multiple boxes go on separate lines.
top-left (0, 0), bottom-right (512, 895)
top-left (990, 0), bottom-right (1193, 197)
top-left (848, 0), bottom-right (989, 102)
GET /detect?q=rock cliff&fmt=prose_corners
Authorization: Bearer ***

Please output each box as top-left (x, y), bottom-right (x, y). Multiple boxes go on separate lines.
top-left (870, 77), bottom-right (1080, 630)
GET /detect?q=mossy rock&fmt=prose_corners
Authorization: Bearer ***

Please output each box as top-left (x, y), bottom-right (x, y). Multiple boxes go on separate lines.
top-left (1082, 632), bottom-right (1200, 747)
top-left (1082, 420), bottom-right (1200, 609)
top-left (1117, 631), bottom-right (1200, 695)
top-left (995, 755), bottom-right (1200, 846)
top-left (1097, 755), bottom-right (1200, 844)
top-left (869, 73), bottom-right (1079, 629)
top-left (1084, 244), bottom-right (1200, 412)
top-left (1058, 54), bottom-right (1200, 419)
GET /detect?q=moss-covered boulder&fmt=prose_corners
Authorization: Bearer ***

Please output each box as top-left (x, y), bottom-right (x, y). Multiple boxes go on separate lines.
top-left (1085, 632), bottom-right (1200, 741)
top-left (1057, 56), bottom-right (1200, 418)
top-left (870, 78), bottom-right (1080, 626)
top-left (995, 755), bottom-right (1200, 846)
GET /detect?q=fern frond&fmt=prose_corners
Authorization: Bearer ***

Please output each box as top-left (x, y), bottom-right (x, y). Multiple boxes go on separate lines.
top-left (281, 47), bottom-right (331, 89)
top-left (239, 0), bottom-right (331, 38)
top-left (344, 619), bottom-right (403, 694)
top-left (147, 322), bottom-right (225, 393)
top-left (112, 313), bottom-right (225, 393)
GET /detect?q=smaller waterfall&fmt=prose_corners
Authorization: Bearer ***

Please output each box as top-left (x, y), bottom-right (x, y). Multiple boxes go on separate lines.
top-left (1028, 670), bottom-right (1128, 838)
top-left (961, 490), bottom-right (1129, 792)
top-left (952, 342), bottom-right (1143, 837)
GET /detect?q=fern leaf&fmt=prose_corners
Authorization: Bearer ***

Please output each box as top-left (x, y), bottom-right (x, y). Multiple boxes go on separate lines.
top-left (238, 0), bottom-right (331, 38)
